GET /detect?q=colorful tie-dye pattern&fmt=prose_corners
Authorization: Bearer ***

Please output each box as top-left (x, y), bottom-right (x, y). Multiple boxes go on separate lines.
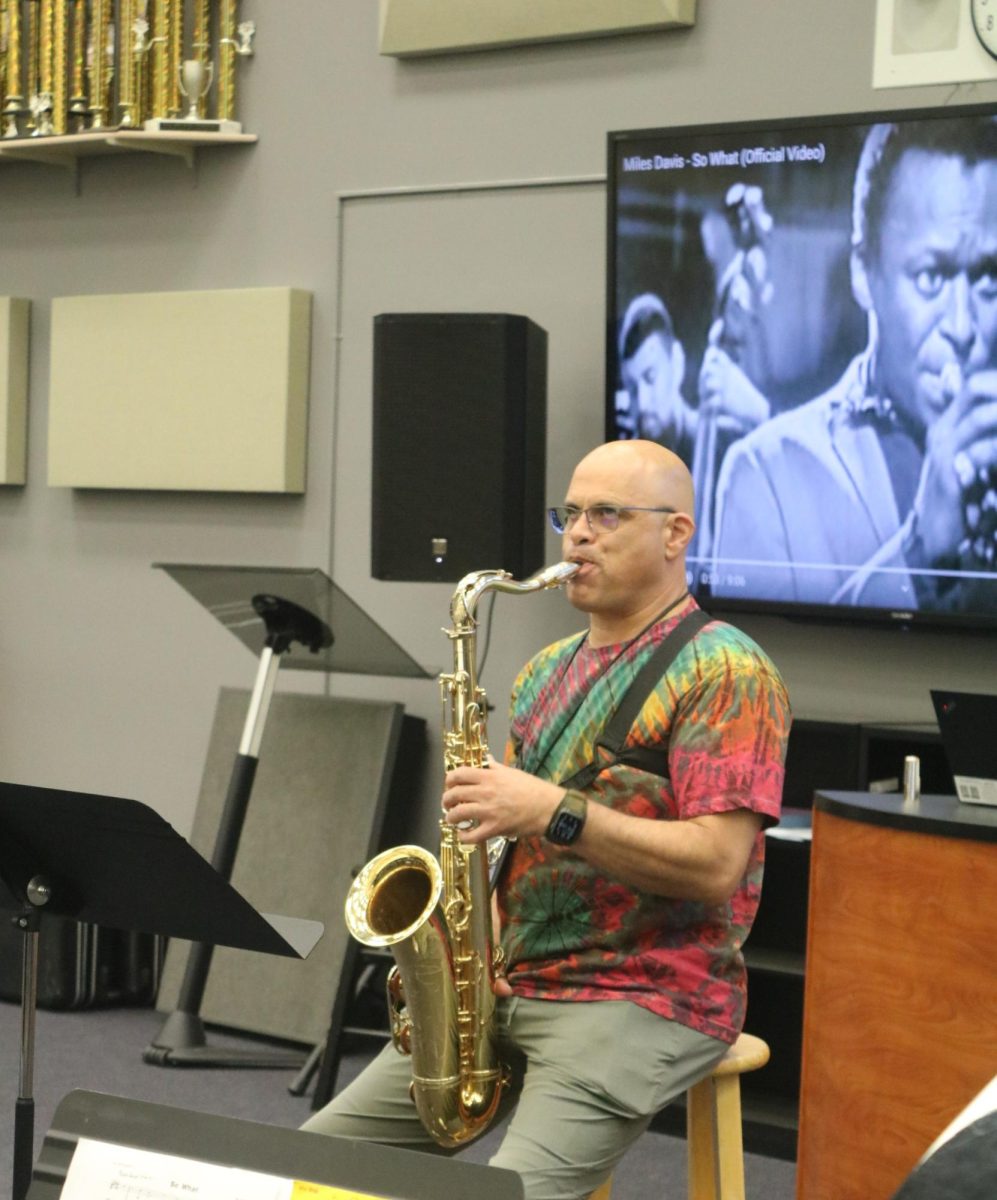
top-left (497, 597), bottom-right (791, 1044)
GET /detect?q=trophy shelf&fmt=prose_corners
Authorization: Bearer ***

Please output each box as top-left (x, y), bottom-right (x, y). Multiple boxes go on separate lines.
top-left (0, 129), bottom-right (257, 175)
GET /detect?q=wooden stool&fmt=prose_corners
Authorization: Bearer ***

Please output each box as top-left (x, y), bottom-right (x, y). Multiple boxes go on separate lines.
top-left (588, 1032), bottom-right (770, 1200)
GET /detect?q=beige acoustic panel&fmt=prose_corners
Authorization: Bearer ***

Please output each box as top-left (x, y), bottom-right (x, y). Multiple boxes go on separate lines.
top-left (48, 287), bottom-right (311, 492)
top-left (156, 689), bottom-right (424, 1046)
top-left (379, 0), bottom-right (696, 57)
top-left (0, 298), bottom-right (30, 485)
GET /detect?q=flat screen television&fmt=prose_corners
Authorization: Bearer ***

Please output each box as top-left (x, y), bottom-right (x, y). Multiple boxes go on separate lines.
top-left (606, 103), bottom-right (997, 632)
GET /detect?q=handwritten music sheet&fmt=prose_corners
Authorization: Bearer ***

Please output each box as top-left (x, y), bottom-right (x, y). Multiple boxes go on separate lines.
top-left (61, 1138), bottom-right (388, 1200)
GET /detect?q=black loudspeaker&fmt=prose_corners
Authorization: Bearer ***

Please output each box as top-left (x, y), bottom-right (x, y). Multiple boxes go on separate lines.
top-left (371, 312), bottom-right (547, 582)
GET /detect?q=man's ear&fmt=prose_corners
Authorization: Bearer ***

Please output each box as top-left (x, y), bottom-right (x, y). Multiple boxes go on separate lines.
top-left (663, 512), bottom-right (695, 560)
top-left (850, 248), bottom-right (872, 313)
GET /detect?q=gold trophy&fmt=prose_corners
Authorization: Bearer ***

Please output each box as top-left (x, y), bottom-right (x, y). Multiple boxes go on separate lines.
top-left (2, 0), bottom-right (26, 137)
top-left (51, 0), bottom-right (68, 133)
top-left (29, 0), bottom-right (68, 135)
top-left (85, 0), bottom-right (113, 130)
top-left (217, 0), bottom-right (254, 130)
top-left (144, 0), bottom-right (254, 133)
top-left (68, 0), bottom-right (88, 131)
top-left (177, 54), bottom-right (211, 119)
top-left (148, 0), bottom-right (170, 120)
top-left (30, 0), bottom-right (53, 135)
top-left (25, 0), bottom-right (39, 132)
top-left (128, 0), bottom-right (162, 126)
top-left (167, 0), bottom-right (182, 116)
top-left (116, 0), bottom-right (137, 125)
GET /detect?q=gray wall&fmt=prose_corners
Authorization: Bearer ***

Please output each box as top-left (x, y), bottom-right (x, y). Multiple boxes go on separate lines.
top-left (0, 2), bottom-right (994, 852)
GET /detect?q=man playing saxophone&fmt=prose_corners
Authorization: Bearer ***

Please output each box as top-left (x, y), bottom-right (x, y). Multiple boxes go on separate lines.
top-left (304, 438), bottom-right (791, 1200)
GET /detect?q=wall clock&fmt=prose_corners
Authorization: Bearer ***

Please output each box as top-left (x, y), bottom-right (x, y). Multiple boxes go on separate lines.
top-left (970, 0), bottom-right (997, 59)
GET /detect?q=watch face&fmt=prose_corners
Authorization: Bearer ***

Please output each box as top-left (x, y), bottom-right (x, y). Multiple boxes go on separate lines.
top-left (548, 809), bottom-right (583, 844)
top-left (547, 795), bottom-right (587, 845)
top-left (972, 0), bottom-right (997, 58)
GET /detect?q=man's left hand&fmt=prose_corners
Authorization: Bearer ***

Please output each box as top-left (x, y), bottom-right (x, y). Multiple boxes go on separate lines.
top-left (442, 759), bottom-right (564, 844)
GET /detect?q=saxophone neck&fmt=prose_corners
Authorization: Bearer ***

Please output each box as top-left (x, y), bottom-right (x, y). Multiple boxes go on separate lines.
top-left (449, 562), bottom-right (580, 631)
top-left (450, 570), bottom-right (512, 633)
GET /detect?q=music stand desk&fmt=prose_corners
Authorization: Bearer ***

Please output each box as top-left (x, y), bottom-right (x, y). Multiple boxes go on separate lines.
top-left (28, 1090), bottom-right (524, 1200)
top-left (0, 782), bottom-right (323, 1200)
top-left (0, 783), bottom-right (323, 955)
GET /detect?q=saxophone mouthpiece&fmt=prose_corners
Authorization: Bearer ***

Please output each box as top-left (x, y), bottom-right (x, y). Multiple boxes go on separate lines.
top-left (531, 561), bottom-right (580, 589)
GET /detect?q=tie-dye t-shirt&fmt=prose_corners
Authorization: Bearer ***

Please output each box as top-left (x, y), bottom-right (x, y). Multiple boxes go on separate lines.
top-left (496, 597), bottom-right (790, 1044)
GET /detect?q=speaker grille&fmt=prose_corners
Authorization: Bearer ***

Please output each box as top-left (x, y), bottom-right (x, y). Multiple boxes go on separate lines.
top-left (371, 313), bottom-right (547, 582)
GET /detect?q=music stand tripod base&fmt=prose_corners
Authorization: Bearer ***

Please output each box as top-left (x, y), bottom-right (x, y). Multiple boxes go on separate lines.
top-left (143, 1010), bottom-right (306, 1069)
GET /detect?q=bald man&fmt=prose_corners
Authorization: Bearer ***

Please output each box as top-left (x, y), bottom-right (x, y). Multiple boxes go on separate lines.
top-left (304, 441), bottom-right (791, 1200)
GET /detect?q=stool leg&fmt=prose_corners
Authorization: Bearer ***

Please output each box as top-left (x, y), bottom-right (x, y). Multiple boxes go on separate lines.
top-left (688, 1075), bottom-right (720, 1200)
top-left (687, 1075), bottom-right (746, 1200)
top-left (712, 1075), bottom-right (746, 1199)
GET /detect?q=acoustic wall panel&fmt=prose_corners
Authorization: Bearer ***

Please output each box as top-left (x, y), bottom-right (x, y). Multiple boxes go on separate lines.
top-left (47, 287), bottom-right (311, 492)
top-left (0, 298), bottom-right (30, 485)
top-left (378, 0), bottom-right (696, 56)
top-left (155, 689), bottom-right (424, 1046)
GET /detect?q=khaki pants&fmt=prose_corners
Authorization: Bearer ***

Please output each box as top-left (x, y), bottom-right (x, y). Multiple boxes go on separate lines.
top-left (301, 996), bottom-right (727, 1200)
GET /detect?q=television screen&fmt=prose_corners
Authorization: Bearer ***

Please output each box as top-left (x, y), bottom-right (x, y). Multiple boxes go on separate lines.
top-left (606, 103), bottom-right (997, 631)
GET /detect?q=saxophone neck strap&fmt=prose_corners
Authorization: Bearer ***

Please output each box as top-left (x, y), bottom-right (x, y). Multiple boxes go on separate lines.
top-left (557, 607), bottom-right (712, 792)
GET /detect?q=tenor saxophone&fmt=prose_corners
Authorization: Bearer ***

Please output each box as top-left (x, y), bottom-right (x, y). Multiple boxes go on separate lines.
top-left (344, 561), bottom-right (578, 1147)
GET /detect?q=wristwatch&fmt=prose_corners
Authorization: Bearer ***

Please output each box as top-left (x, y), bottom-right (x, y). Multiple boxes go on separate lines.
top-left (546, 792), bottom-right (588, 846)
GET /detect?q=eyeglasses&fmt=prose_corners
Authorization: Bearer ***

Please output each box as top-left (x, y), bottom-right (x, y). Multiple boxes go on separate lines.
top-left (548, 505), bottom-right (676, 534)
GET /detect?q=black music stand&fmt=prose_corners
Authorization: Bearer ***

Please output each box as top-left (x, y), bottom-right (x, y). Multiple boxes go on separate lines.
top-left (145, 565), bottom-right (430, 1071)
top-left (0, 782), bottom-right (324, 1200)
top-left (28, 1089), bottom-right (524, 1200)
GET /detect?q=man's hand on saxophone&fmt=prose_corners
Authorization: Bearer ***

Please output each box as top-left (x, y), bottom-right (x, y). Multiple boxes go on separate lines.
top-left (442, 759), bottom-right (566, 845)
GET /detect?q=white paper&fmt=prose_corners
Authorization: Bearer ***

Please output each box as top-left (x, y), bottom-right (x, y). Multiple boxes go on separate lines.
top-left (62, 1138), bottom-right (293, 1200)
top-left (62, 1138), bottom-right (388, 1200)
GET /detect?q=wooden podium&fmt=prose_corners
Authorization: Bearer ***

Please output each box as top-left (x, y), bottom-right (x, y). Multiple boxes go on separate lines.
top-left (796, 791), bottom-right (997, 1200)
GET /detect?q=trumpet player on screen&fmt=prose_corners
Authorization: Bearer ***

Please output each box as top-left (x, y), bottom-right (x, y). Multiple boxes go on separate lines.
top-left (303, 439), bottom-right (790, 1200)
top-left (712, 115), bottom-right (997, 611)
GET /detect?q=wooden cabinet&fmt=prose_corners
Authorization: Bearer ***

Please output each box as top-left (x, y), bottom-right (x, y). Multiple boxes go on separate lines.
top-left (796, 792), bottom-right (997, 1200)
top-left (729, 720), bottom-right (952, 1160)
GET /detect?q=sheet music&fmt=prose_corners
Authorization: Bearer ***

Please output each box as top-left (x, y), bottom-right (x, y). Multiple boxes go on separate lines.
top-left (62, 1138), bottom-right (390, 1200)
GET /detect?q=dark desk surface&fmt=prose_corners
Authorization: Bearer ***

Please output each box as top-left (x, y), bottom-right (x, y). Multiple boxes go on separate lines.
top-left (815, 789), bottom-right (997, 844)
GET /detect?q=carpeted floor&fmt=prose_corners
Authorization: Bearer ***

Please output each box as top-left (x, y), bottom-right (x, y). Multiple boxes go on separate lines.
top-left (0, 1000), bottom-right (797, 1198)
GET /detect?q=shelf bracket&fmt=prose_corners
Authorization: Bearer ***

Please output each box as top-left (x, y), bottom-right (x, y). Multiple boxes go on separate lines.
top-left (0, 145), bottom-right (81, 192)
top-left (106, 136), bottom-right (196, 169)
top-left (0, 147), bottom-right (76, 171)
